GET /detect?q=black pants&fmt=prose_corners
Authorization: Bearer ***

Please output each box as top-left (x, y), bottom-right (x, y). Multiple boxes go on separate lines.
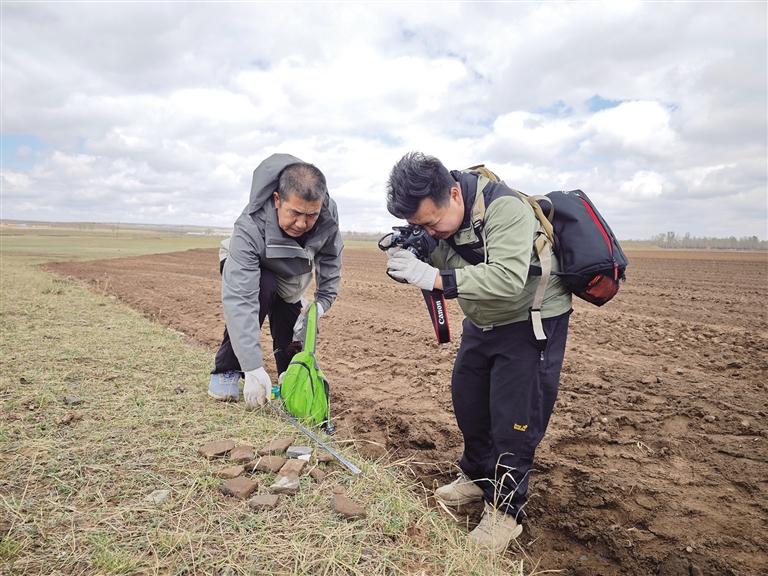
top-left (212, 261), bottom-right (302, 376)
top-left (451, 311), bottom-right (570, 520)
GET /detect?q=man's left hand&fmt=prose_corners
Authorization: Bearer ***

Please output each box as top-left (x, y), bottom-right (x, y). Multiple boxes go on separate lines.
top-left (386, 248), bottom-right (438, 291)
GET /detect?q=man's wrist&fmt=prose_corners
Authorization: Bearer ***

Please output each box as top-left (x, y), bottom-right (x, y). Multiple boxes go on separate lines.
top-left (439, 270), bottom-right (458, 298)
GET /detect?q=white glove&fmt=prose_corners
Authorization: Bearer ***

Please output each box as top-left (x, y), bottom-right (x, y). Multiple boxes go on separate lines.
top-left (244, 367), bottom-right (272, 407)
top-left (293, 302), bottom-right (324, 342)
top-left (378, 232), bottom-right (399, 255)
top-left (386, 248), bottom-right (438, 291)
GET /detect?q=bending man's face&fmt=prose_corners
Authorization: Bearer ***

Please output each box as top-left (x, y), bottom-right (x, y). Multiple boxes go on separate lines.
top-left (407, 184), bottom-right (465, 240)
top-left (273, 191), bottom-right (322, 238)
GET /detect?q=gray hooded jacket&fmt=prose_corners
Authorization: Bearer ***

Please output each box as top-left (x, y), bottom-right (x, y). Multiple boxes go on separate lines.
top-left (221, 154), bottom-right (343, 371)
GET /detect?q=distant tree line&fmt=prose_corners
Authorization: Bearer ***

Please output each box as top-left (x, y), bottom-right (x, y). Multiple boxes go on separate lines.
top-left (651, 232), bottom-right (767, 250)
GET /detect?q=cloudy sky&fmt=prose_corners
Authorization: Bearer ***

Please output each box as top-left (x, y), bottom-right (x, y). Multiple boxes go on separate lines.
top-left (2, 2), bottom-right (766, 239)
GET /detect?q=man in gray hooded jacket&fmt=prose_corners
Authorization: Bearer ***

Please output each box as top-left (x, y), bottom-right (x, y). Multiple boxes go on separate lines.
top-left (208, 154), bottom-right (343, 406)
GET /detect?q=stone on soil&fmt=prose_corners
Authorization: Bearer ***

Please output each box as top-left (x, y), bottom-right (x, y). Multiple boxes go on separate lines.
top-left (269, 475), bottom-right (300, 495)
top-left (220, 476), bottom-right (259, 499)
top-left (257, 437), bottom-right (295, 455)
top-left (198, 440), bottom-right (236, 459)
top-left (215, 465), bottom-right (245, 479)
top-left (146, 489), bottom-right (171, 505)
top-left (278, 459), bottom-right (307, 478)
top-left (57, 413), bottom-right (82, 426)
top-left (229, 445), bottom-right (256, 463)
top-left (309, 468), bottom-right (327, 482)
top-left (331, 493), bottom-right (366, 520)
top-left (248, 455), bottom-right (287, 474)
top-left (63, 395), bottom-right (83, 406)
top-left (286, 445), bottom-right (313, 458)
top-left (316, 451), bottom-right (334, 463)
top-left (248, 494), bottom-right (280, 510)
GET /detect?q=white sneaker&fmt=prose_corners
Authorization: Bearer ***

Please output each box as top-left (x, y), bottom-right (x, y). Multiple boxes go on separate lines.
top-left (434, 472), bottom-right (484, 506)
top-left (207, 371), bottom-right (240, 402)
top-left (469, 503), bottom-right (523, 553)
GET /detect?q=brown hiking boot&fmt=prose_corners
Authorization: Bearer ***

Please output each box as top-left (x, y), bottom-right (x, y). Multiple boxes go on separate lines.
top-left (469, 503), bottom-right (523, 553)
top-left (434, 472), bottom-right (484, 506)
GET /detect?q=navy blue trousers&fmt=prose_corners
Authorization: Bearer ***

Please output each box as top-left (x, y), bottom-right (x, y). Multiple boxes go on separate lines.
top-left (212, 262), bottom-right (302, 375)
top-left (452, 311), bottom-right (570, 520)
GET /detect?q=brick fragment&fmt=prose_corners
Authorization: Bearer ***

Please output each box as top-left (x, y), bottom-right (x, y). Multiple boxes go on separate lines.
top-left (247, 455), bottom-right (287, 474)
top-left (278, 459), bottom-right (306, 478)
top-left (220, 477), bottom-right (259, 499)
top-left (198, 440), bottom-right (236, 459)
top-left (229, 445), bottom-right (255, 463)
top-left (248, 494), bottom-right (280, 510)
top-left (316, 451), bottom-right (334, 463)
top-left (215, 465), bottom-right (245, 479)
top-left (309, 468), bottom-right (327, 482)
top-left (332, 493), bottom-right (366, 520)
top-left (257, 437), bottom-right (295, 455)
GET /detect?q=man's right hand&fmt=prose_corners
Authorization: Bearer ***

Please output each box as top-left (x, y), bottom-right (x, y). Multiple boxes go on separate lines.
top-left (244, 367), bottom-right (272, 406)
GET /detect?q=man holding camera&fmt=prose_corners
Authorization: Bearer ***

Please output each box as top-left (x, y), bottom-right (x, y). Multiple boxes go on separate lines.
top-left (383, 152), bottom-right (572, 553)
top-left (208, 154), bottom-right (343, 406)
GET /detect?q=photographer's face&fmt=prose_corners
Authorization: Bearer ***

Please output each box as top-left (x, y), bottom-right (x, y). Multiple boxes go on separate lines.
top-left (407, 184), bottom-right (464, 240)
top-left (273, 191), bottom-right (322, 238)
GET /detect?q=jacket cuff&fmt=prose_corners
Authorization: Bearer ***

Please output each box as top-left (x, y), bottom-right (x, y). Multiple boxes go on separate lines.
top-left (237, 344), bottom-right (263, 373)
top-left (314, 295), bottom-right (333, 313)
top-left (440, 270), bottom-right (458, 299)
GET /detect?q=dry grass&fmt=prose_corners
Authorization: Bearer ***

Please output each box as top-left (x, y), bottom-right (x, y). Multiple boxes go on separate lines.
top-left (0, 235), bottom-right (524, 575)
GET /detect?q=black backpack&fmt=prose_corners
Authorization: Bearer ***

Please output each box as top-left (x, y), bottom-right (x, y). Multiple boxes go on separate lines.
top-left (463, 166), bottom-right (628, 307)
top-left (531, 189), bottom-right (628, 306)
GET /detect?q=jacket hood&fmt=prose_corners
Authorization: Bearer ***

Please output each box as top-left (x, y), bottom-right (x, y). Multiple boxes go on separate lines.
top-left (246, 153), bottom-right (332, 215)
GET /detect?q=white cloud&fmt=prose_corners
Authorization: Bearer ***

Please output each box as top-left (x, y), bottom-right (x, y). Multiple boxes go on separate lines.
top-left (1, 2), bottom-right (766, 239)
top-left (620, 171), bottom-right (667, 200)
top-left (584, 101), bottom-right (680, 159)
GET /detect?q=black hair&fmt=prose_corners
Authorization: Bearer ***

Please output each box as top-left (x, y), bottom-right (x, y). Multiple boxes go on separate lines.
top-left (277, 163), bottom-right (327, 202)
top-left (386, 152), bottom-right (454, 219)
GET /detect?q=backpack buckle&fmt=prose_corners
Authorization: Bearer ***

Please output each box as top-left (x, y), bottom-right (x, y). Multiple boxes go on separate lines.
top-left (530, 308), bottom-right (547, 352)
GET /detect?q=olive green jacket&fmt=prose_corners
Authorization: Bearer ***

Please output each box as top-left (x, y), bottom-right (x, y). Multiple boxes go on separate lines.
top-left (431, 172), bottom-right (571, 328)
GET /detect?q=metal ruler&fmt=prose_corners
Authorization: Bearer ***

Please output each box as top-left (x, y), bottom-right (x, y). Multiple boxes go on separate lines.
top-left (268, 403), bottom-right (362, 475)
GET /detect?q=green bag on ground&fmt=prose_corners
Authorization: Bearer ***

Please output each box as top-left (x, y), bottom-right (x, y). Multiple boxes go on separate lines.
top-left (280, 303), bottom-right (330, 427)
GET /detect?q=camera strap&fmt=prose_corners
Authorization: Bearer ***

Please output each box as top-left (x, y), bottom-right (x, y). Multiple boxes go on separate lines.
top-left (421, 289), bottom-right (451, 343)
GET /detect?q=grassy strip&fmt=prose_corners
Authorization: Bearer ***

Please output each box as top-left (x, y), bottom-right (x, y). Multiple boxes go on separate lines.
top-left (0, 225), bottom-right (223, 262)
top-left (0, 248), bottom-right (522, 575)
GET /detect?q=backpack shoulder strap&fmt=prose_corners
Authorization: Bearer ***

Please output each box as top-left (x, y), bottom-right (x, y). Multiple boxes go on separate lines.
top-left (529, 233), bottom-right (552, 351)
top-left (459, 167), bottom-right (553, 349)
top-left (304, 303), bottom-right (318, 354)
top-left (445, 173), bottom-right (490, 265)
top-left (526, 195), bottom-right (555, 246)
top-left (471, 176), bottom-right (488, 227)
top-left (506, 190), bottom-right (554, 351)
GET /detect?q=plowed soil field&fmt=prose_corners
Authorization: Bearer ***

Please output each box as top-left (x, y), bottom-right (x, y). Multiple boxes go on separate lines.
top-left (46, 247), bottom-right (768, 576)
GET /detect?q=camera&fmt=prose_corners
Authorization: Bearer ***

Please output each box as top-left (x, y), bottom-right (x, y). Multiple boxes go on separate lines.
top-left (378, 224), bottom-right (450, 343)
top-left (378, 224), bottom-right (437, 262)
